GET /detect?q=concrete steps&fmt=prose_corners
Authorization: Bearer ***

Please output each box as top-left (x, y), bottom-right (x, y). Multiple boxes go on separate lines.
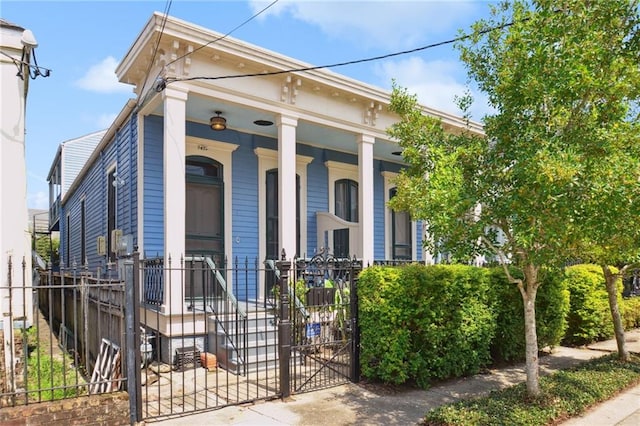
top-left (208, 307), bottom-right (280, 375)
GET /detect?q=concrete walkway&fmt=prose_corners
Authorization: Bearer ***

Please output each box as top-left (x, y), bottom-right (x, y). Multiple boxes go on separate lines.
top-left (146, 329), bottom-right (640, 426)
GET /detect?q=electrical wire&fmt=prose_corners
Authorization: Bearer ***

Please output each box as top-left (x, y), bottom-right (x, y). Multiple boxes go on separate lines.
top-left (164, 19), bottom-right (519, 85)
top-left (165, 0), bottom-right (280, 69)
top-left (144, 0), bottom-right (280, 99)
top-left (136, 0), bottom-right (173, 106)
top-left (0, 50), bottom-right (52, 78)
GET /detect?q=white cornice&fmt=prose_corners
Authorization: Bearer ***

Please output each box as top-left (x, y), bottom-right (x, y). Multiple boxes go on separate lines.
top-left (117, 13), bottom-right (484, 135)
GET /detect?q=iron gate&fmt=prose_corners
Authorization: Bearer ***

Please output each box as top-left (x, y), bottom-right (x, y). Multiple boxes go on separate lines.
top-left (275, 250), bottom-right (361, 396)
top-left (133, 252), bottom-right (361, 421)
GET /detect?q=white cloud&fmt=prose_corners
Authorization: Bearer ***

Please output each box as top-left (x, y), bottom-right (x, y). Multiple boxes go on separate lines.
top-left (248, 0), bottom-right (479, 50)
top-left (375, 56), bottom-right (492, 120)
top-left (75, 56), bottom-right (131, 94)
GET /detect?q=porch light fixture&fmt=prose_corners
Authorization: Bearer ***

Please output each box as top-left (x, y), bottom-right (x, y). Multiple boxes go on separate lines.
top-left (210, 111), bottom-right (227, 131)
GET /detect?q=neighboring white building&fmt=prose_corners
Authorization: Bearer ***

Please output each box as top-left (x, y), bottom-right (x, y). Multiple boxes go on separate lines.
top-left (0, 19), bottom-right (36, 333)
top-left (47, 129), bottom-right (107, 233)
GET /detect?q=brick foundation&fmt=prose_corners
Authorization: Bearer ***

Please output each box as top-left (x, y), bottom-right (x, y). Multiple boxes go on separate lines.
top-left (0, 392), bottom-right (131, 425)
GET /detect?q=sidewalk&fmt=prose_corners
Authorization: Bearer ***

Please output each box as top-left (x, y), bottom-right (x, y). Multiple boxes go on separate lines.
top-left (146, 329), bottom-right (640, 426)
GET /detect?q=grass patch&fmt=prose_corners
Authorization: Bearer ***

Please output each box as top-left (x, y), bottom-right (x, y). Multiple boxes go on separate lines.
top-left (423, 354), bottom-right (640, 425)
top-left (25, 327), bottom-right (87, 402)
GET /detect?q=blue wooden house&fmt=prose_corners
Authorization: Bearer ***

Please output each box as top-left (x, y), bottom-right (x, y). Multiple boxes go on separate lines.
top-left (47, 13), bottom-right (481, 365)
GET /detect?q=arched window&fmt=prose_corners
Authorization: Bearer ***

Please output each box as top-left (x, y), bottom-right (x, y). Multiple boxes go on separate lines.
top-left (334, 179), bottom-right (358, 222)
top-left (390, 187), bottom-right (412, 260)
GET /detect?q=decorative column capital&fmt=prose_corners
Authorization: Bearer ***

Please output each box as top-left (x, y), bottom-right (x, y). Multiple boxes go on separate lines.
top-left (277, 114), bottom-right (298, 128)
top-left (162, 84), bottom-right (189, 101)
top-left (357, 133), bottom-right (376, 145)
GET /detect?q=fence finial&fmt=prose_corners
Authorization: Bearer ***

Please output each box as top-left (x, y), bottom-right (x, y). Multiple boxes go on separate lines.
top-left (280, 248), bottom-right (286, 261)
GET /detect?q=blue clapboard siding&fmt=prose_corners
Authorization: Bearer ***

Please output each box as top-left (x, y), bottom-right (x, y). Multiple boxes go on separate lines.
top-left (61, 115), bottom-right (138, 272)
top-left (231, 135), bottom-right (260, 301)
top-left (230, 134), bottom-right (259, 262)
top-left (305, 146), bottom-right (328, 256)
top-left (143, 115), bottom-right (164, 257)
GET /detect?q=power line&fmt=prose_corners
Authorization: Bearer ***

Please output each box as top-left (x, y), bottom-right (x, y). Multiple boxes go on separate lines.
top-left (136, 0), bottom-right (173, 106)
top-left (165, 0), bottom-right (280, 69)
top-left (163, 19), bottom-right (518, 85)
top-left (151, 0), bottom-right (280, 94)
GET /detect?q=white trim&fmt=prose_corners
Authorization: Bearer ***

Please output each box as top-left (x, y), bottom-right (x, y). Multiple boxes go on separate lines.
top-left (255, 147), bottom-right (312, 301)
top-left (186, 137), bottom-right (239, 270)
top-left (358, 134), bottom-right (375, 264)
top-left (163, 85), bottom-right (188, 313)
top-left (382, 171), bottom-right (417, 261)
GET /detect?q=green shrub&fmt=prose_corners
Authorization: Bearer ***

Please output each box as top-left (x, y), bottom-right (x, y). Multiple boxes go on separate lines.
top-left (359, 266), bottom-right (411, 384)
top-left (622, 296), bottom-right (640, 329)
top-left (406, 265), bottom-right (496, 387)
top-left (358, 264), bottom-right (496, 387)
top-left (488, 267), bottom-right (569, 363)
top-left (562, 264), bottom-right (619, 346)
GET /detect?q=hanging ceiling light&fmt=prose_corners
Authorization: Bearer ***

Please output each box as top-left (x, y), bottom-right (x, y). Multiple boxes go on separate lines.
top-left (210, 111), bottom-right (227, 131)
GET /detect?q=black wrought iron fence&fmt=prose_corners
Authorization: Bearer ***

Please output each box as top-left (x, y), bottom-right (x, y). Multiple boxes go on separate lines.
top-left (0, 257), bottom-right (127, 409)
top-left (2, 250), bottom-right (365, 422)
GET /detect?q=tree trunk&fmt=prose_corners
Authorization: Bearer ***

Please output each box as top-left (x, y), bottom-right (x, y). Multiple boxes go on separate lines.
top-left (602, 265), bottom-right (629, 361)
top-left (520, 263), bottom-right (540, 397)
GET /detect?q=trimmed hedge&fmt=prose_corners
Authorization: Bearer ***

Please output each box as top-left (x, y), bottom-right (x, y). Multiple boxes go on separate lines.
top-left (561, 264), bottom-right (620, 346)
top-left (359, 264), bottom-right (496, 387)
top-left (404, 265), bottom-right (496, 387)
top-left (622, 296), bottom-right (640, 329)
top-left (359, 264), bottom-right (570, 386)
top-left (488, 267), bottom-right (570, 363)
top-left (358, 262), bottom-right (640, 387)
top-left (359, 266), bottom-right (410, 384)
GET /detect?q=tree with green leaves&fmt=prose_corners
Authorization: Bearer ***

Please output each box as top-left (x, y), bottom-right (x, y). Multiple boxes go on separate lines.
top-left (388, 0), bottom-right (640, 396)
top-left (571, 123), bottom-right (640, 361)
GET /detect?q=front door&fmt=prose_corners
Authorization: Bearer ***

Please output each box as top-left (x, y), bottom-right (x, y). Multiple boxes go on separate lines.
top-left (185, 156), bottom-right (224, 306)
top-left (185, 156), bottom-right (224, 260)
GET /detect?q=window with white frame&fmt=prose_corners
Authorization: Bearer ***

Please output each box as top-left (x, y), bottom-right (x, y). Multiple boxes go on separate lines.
top-left (335, 178), bottom-right (358, 222)
top-left (326, 161), bottom-right (359, 221)
top-left (382, 171), bottom-right (416, 261)
top-left (389, 187), bottom-right (411, 259)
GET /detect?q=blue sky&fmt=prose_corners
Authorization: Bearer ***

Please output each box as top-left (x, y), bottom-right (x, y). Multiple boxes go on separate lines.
top-left (2, 0), bottom-right (495, 209)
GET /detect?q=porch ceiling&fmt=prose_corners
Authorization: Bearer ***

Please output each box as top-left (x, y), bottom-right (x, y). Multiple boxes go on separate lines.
top-left (149, 93), bottom-right (405, 164)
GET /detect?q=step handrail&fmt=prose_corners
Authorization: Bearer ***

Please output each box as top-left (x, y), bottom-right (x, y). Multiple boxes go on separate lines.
top-left (185, 255), bottom-right (247, 319)
top-left (264, 259), bottom-right (309, 320)
top-left (186, 255), bottom-right (248, 375)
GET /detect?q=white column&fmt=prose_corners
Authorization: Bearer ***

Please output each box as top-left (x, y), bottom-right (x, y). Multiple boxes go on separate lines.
top-left (277, 114), bottom-right (298, 260)
top-left (162, 85), bottom-right (188, 312)
top-left (358, 134), bottom-right (375, 265)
